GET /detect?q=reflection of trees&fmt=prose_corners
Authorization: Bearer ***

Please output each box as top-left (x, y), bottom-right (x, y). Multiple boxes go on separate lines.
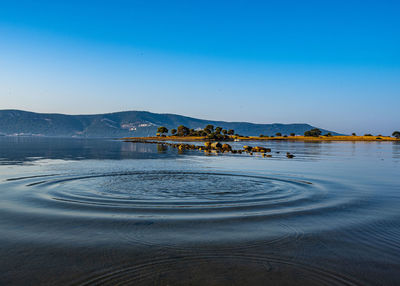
top-left (157, 144), bottom-right (168, 153)
top-left (393, 142), bottom-right (400, 160)
top-left (283, 141), bottom-right (327, 161)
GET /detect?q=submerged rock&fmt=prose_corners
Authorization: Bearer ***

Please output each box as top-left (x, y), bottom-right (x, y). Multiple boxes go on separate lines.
top-left (243, 145), bottom-right (253, 152)
top-left (252, 146), bottom-right (271, 153)
top-left (221, 144), bottom-right (232, 151)
top-left (286, 152), bottom-right (295, 158)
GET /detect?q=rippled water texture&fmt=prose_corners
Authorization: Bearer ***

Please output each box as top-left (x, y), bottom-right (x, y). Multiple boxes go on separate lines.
top-left (0, 137), bottom-right (399, 285)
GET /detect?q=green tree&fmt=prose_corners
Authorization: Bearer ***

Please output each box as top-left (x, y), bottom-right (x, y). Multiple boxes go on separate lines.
top-left (393, 131), bottom-right (400, 139)
top-left (222, 129), bottom-right (227, 135)
top-left (304, 128), bottom-right (322, 137)
top-left (204, 124), bottom-right (214, 133)
top-left (177, 125), bottom-right (190, 136)
top-left (276, 132), bottom-right (282, 136)
top-left (352, 133), bottom-right (356, 136)
top-left (227, 129), bottom-right (234, 135)
top-left (290, 133), bottom-right (295, 136)
top-left (157, 126), bottom-right (168, 135)
top-left (171, 129), bottom-right (177, 135)
top-left (215, 127), bottom-right (222, 134)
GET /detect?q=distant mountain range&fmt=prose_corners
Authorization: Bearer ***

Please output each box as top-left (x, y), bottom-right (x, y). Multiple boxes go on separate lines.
top-left (0, 110), bottom-right (339, 138)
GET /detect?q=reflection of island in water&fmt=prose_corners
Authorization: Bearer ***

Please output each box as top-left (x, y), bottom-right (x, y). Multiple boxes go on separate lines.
top-left (0, 137), bottom-right (175, 165)
top-left (2, 137), bottom-right (399, 165)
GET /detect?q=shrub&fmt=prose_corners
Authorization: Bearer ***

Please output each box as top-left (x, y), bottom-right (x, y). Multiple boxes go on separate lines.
top-left (304, 128), bottom-right (322, 137)
top-left (290, 133), bottom-right (295, 136)
top-left (275, 132), bottom-right (282, 136)
top-left (227, 129), bottom-right (235, 135)
top-left (171, 129), bottom-right (177, 135)
top-left (157, 126), bottom-right (168, 135)
top-left (352, 133), bottom-right (356, 136)
top-left (364, 134), bottom-right (373, 136)
top-left (393, 131), bottom-right (400, 139)
top-left (259, 134), bottom-right (264, 137)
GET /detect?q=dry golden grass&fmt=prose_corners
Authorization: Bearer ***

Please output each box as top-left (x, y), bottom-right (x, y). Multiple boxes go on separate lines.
top-left (238, 135), bottom-right (398, 141)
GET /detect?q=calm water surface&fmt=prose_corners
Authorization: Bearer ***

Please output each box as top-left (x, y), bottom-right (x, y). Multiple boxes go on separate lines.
top-left (0, 137), bottom-right (399, 285)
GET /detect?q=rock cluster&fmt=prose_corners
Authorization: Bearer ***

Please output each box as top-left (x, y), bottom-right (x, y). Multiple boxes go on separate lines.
top-left (124, 140), bottom-right (295, 159)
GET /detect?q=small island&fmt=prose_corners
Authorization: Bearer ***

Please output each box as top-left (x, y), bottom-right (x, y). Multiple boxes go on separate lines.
top-left (124, 125), bottom-right (400, 142)
top-left (122, 125), bottom-right (400, 159)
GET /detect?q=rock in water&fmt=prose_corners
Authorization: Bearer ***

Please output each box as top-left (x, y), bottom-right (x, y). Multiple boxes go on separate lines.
top-left (243, 145), bottom-right (253, 152)
top-left (221, 144), bottom-right (232, 151)
top-left (211, 142), bottom-right (222, 149)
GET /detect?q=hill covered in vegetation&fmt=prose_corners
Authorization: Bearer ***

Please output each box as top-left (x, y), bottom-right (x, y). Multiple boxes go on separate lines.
top-left (0, 109), bottom-right (340, 138)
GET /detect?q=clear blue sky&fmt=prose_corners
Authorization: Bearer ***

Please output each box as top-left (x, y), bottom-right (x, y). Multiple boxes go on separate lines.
top-left (0, 0), bottom-right (399, 135)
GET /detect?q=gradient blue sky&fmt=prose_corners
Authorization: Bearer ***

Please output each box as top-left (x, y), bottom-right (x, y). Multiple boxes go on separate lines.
top-left (0, 0), bottom-right (399, 134)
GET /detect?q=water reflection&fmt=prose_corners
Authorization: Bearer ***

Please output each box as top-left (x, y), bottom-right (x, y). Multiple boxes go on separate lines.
top-left (0, 138), bottom-right (399, 285)
top-left (0, 137), bottom-right (176, 164)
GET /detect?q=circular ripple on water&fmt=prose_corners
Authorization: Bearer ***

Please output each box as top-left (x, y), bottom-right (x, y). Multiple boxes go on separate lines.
top-left (2, 171), bottom-right (354, 249)
top-left (25, 171), bottom-right (321, 211)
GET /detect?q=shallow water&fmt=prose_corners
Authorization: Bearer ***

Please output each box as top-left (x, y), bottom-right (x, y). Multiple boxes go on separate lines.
top-left (0, 137), bottom-right (399, 285)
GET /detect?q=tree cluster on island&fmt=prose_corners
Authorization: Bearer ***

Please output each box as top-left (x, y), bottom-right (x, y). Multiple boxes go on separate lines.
top-left (304, 129), bottom-right (400, 138)
top-left (157, 126), bottom-right (400, 140)
top-left (157, 124), bottom-right (235, 140)
top-left (355, 131), bottom-right (400, 138)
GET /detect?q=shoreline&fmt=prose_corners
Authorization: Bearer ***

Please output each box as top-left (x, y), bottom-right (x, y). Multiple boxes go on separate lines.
top-left (122, 135), bottom-right (399, 142)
